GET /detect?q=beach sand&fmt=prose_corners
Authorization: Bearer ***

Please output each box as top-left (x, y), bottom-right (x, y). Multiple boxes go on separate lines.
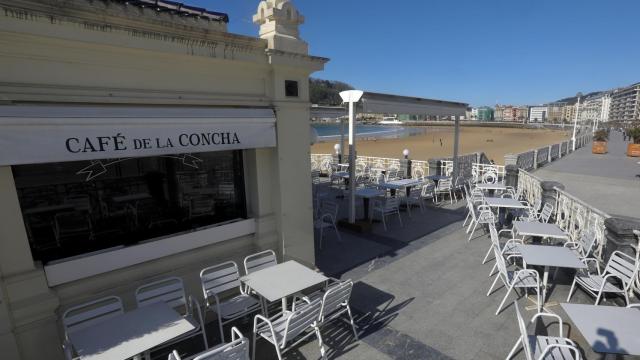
top-left (311, 126), bottom-right (571, 165)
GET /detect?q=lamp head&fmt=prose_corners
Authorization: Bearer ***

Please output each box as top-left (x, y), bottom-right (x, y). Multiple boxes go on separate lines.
top-left (339, 90), bottom-right (364, 103)
top-left (403, 149), bottom-right (410, 159)
top-left (334, 143), bottom-right (341, 154)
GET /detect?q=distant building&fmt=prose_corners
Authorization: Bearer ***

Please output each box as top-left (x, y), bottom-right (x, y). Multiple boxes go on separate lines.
top-left (546, 103), bottom-right (566, 123)
top-left (495, 105), bottom-right (529, 123)
top-left (563, 104), bottom-right (576, 123)
top-left (529, 106), bottom-right (547, 123)
top-left (609, 83), bottom-right (640, 122)
top-left (476, 106), bottom-right (494, 121)
top-left (579, 93), bottom-right (611, 124)
top-left (471, 107), bottom-right (479, 120)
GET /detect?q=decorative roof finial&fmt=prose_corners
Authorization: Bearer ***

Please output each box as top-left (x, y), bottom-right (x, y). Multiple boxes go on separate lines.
top-left (253, 0), bottom-right (308, 54)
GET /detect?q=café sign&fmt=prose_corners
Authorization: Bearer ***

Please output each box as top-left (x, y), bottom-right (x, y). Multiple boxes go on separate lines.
top-left (0, 106), bottom-right (277, 166)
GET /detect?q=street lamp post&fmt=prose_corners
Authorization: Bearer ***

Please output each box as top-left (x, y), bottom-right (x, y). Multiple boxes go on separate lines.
top-left (339, 90), bottom-right (364, 224)
top-left (571, 92), bottom-right (582, 151)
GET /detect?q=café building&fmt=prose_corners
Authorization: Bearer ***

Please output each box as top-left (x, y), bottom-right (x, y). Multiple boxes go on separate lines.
top-left (0, 0), bottom-right (326, 358)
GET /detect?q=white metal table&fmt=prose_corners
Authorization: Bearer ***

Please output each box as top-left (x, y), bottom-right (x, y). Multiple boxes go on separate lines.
top-left (355, 188), bottom-right (385, 220)
top-left (513, 221), bottom-right (570, 241)
top-left (68, 302), bottom-right (195, 360)
top-left (379, 179), bottom-right (422, 196)
top-left (561, 303), bottom-right (640, 356)
top-left (241, 260), bottom-right (328, 312)
top-left (484, 197), bottom-right (529, 209)
top-left (517, 245), bottom-right (586, 307)
top-left (475, 182), bottom-right (506, 191)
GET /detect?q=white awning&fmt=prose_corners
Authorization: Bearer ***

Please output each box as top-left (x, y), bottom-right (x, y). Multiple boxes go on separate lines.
top-left (0, 105), bottom-right (276, 166)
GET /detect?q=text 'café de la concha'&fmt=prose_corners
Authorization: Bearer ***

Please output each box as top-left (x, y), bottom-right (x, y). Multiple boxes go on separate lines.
top-left (0, 0), bottom-right (327, 358)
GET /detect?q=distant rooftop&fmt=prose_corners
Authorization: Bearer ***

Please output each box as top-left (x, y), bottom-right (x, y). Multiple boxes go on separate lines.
top-left (118, 0), bottom-right (229, 22)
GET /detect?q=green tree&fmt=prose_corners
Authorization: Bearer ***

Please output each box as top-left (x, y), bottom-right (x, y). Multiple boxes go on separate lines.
top-left (309, 78), bottom-right (354, 105)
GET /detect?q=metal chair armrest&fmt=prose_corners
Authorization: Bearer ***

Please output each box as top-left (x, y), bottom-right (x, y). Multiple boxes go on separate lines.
top-left (231, 326), bottom-right (243, 342)
top-left (531, 312), bottom-right (565, 338)
top-left (581, 258), bottom-right (602, 275)
top-left (627, 304), bottom-right (640, 309)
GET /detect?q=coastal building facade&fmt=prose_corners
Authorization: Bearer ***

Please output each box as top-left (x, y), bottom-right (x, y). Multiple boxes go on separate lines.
top-left (609, 83), bottom-right (640, 122)
top-left (579, 93), bottom-right (611, 124)
top-left (495, 105), bottom-right (528, 123)
top-left (0, 1), bottom-right (326, 359)
top-left (546, 102), bottom-right (566, 123)
top-left (476, 107), bottom-right (494, 121)
top-left (528, 106), bottom-right (547, 123)
top-left (563, 103), bottom-right (576, 123)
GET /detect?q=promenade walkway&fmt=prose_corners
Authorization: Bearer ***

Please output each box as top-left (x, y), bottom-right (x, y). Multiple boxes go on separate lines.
top-left (535, 132), bottom-right (640, 219)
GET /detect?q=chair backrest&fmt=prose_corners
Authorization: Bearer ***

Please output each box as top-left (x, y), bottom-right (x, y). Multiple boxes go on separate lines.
top-left (477, 206), bottom-right (495, 224)
top-left (384, 197), bottom-right (400, 211)
top-left (437, 178), bottom-right (452, 190)
top-left (244, 250), bottom-right (278, 275)
top-left (604, 251), bottom-right (639, 291)
top-left (539, 203), bottom-right (554, 223)
top-left (62, 296), bottom-right (124, 334)
top-left (320, 280), bottom-right (354, 321)
top-left (281, 298), bottom-right (323, 347)
top-left (200, 261), bottom-right (242, 301)
top-left (135, 277), bottom-right (187, 312)
top-left (467, 201), bottom-right (477, 221)
top-left (489, 224), bottom-right (499, 247)
top-left (421, 183), bottom-right (436, 198)
top-left (576, 231), bottom-right (597, 258)
top-left (191, 327), bottom-right (249, 360)
top-left (514, 302), bottom-right (534, 360)
top-left (319, 201), bottom-right (339, 222)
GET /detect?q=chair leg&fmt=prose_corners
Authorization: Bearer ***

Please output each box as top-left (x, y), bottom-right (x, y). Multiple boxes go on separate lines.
top-left (218, 315), bottom-right (225, 343)
top-left (251, 331), bottom-right (257, 360)
top-left (468, 222), bottom-right (478, 242)
top-left (397, 211), bottom-right (403, 227)
top-left (274, 343), bottom-right (284, 360)
top-left (315, 327), bottom-right (327, 360)
top-left (319, 227), bottom-right (323, 250)
top-left (506, 337), bottom-right (522, 360)
top-left (463, 211), bottom-right (471, 227)
top-left (487, 274), bottom-right (501, 296)
top-left (382, 214), bottom-right (387, 231)
top-left (488, 262), bottom-right (498, 277)
top-left (595, 289), bottom-right (603, 305)
top-left (566, 277), bottom-right (577, 301)
top-left (346, 305), bottom-right (359, 340)
top-left (482, 245), bottom-right (493, 264)
top-left (334, 223), bottom-right (342, 242)
top-left (496, 285), bottom-right (514, 315)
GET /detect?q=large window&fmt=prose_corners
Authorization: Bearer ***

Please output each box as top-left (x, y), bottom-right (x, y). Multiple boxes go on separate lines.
top-left (13, 151), bottom-right (247, 264)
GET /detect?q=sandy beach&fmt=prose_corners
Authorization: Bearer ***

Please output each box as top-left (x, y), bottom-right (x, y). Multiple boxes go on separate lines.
top-left (311, 126), bottom-right (571, 164)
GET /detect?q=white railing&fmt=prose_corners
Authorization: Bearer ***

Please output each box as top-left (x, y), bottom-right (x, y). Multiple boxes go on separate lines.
top-left (411, 160), bottom-right (430, 178)
top-left (554, 187), bottom-right (611, 267)
top-left (310, 153), bottom-right (333, 174)
top-left (439, 153), bottom-right (483, 178)
top-left (357, 156), bottom-right (401, 171)
top-left (472, 163), bottom-right (505, 183)
top-left (517, 169), bottom-right (543, 207)
top-left (507, 134), bottom-right (593, 170)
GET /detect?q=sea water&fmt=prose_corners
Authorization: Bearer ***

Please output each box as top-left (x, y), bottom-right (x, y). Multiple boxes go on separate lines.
top-left (312, 124), bottom-right (428, 142)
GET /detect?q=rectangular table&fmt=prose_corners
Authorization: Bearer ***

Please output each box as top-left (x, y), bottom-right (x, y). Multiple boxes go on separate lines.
top-left (112, 193), bottom-right (151, 203)
top-left (513, 221), bottom-right (570, 241)
top-left (562, 303), bottom-right (640, 356)
top-left (379, 179), bottom-right (423, 196)
top-left (484, 197), bottom-right (528, 209)
top-left (241, 261), bottom-right (328, 311)
top-left (517, 245), bottom-right (586, 307)
top-left (68, 303), bottom-right (194, 360)
top-left (355, 188), bottom-right (385, 220)
top-left (425, 175), bottom-right (450, 182)
top-left (475, 182), bottom-right (506, 191)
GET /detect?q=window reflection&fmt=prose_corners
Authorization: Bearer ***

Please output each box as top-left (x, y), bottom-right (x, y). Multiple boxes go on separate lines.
top-left (13, 151), bottom-right (247, 263)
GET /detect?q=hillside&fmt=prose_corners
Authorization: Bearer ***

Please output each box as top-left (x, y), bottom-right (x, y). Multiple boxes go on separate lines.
top-left (309, 78), bottom-right (354, 105)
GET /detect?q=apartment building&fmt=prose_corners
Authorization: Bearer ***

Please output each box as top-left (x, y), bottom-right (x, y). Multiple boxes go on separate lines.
top-left (546, 102), bottom-right (566, 123)
top-left (609, 83), bottom-right (640, 122)
top-left (494, 105), bottom-right (528, 122)
top-left (529, 106), bottom-right (547, 122)
top-left (580, 93), bottom-right (612, 123)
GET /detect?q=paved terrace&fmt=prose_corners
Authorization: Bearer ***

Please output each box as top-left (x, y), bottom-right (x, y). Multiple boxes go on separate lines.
top-left (160, 193), bottom-right (637, 360)
top-left (535, 131), bottom-right (640, 219)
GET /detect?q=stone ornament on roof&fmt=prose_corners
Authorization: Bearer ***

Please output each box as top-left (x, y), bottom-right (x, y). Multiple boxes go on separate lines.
top-left (253, 0), bottom-right (308, 54)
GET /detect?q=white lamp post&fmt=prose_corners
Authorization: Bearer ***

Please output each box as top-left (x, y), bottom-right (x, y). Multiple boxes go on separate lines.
top-left (339, 90), bottom-right (364, 224)
top-left (334, 143), bottom-right (341, 155)
top-left (571, 92), bottom-right (582, 151)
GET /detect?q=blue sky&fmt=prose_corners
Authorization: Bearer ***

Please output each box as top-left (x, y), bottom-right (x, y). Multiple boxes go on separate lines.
top-left (199, 0), bottom-right (640, 107)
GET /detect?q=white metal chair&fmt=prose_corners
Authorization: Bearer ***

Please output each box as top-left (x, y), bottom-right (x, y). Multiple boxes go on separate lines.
top-left (402, 187), bottom-right (425, 217)
top-left (244, 250), bottom-right (277, 275)
top-left (567, 250), bottom-right (639, 305)
top-left (487, 243), bottom-right (541, 315)
top-left (563, 231), bottom-right (597, 260)
top-left (467, 204), bottom-right (495, 242)
top-left (314, 201), bottom-right (342, 249)
top-left (62, 295), bottom-right (124, 338)
top-left (253, 297), bottom-right (325, 360)
top-left (435, 178), bottom-right (454, 204)
top-left (505, 301), bottom-right (581, 360)
top-left (135, 276), bottom-right (209, 350)
top-left (539, 203), bottom-right (554, 224)
top-left (421, 182), bottom-right (436, 204)
top-left (371, 196), bottom-right (403, 231)
top-left (169, 327), bottom-right (249, 360)
top-left (483, 224), bottom-right (523, 271)
top-left (319, 280), bottom-right (358, 340)
top-left (200, 262), bottom-right (263, 342)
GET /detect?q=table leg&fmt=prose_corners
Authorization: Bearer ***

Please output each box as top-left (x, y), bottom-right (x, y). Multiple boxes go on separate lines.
top-left (281, 297), bottom-right (287, 313)
top-left (542, 266), bottom-right (549, 306)
top-left (363, 198), bottom-right (370, 220)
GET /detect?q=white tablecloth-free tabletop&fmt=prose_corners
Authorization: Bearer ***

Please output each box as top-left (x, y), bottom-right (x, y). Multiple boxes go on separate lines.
top-left (517, 245), bottom-right (586, 306)
top-left (561, 303), bottom-right (640, 356)
top-left (379, 179), bottom-right (423, 190)
top-left (333, 171), bottom-right (350, 179)
top-left (513, 221), bottom-right (570, 240)
top-left (475, 182), bottom-right (506, 191)
top-left (355, 188), bottom-right (385, 198)
top-left (241, 261), bottom-right (328, 303)
top-left (484, 197), bottom-right (529, 209)
top-left (68, 303), bottom-right (194, 360)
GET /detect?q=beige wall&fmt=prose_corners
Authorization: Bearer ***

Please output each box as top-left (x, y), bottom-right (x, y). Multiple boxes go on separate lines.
top-left (0, 1), bottom-right (326, 358)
